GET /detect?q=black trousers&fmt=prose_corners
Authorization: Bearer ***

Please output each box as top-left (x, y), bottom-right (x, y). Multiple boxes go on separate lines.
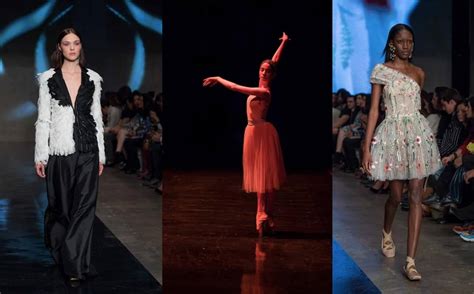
top-left (44, 151), bottom-right (99, 279)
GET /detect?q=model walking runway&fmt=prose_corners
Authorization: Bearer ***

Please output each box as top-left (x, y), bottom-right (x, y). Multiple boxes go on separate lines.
top-left (0, 143), bottom-right (161, 293)
top-left (333, 170), bottom-right (473, 293)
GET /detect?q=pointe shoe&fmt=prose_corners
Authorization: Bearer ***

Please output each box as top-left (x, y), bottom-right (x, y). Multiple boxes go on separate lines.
top-left (403, 256), bottom-right (422, 281)
top-left (381, 230), bottom-right (395, 257)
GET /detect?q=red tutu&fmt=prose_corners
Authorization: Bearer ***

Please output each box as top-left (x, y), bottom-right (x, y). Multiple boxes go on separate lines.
top-left (242, 121), bottom-right (286, 193)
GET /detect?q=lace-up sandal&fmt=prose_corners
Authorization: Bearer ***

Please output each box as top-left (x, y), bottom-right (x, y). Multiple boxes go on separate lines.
top-left (403, 256), bottom-right (421, 281)
top-left (381, 230), bottom-right (395, 257)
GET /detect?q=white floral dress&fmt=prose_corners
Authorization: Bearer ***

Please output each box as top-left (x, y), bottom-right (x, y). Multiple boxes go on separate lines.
top-left (369, 64), bottom-right (441, 180)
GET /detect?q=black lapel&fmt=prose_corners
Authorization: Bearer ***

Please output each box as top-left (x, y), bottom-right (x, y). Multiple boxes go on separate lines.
top-left (51, 69), bottom-right (72, 107)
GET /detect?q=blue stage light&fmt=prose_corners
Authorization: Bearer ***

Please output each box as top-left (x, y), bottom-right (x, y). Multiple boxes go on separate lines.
top-left (0, 0), bottom-right (55, 47)
top-left (128, 33), bottom-right (145, 91)
top-left (124, 0), bottom-right (162, 35)
top-left (332, 0), bottom-right (418, 93)
top-left (35, 33), bottom-right (49, 74)
top-left (6, 101), bottom-right (37, 120)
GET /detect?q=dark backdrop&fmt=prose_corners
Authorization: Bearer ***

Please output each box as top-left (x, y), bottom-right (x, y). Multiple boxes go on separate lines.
top-left (164, 0), bottom-right (331, 170)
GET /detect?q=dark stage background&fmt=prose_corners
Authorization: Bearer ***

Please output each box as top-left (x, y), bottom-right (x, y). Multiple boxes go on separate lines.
top-left (164, 0), bottom-right (331, 170)
top-left (0, 0), bottom-right (162, 142)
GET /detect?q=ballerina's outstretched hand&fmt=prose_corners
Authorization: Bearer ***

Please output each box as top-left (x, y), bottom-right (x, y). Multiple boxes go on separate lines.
top-left (203, 76), bottom-right (220, 87)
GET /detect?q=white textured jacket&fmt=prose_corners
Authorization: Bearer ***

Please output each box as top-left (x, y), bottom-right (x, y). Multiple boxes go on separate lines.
top-left (34, 68), bottom-right (105, 165)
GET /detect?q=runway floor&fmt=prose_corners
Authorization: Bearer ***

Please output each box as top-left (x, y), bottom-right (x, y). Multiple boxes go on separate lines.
top-left (333, 169), bottom-right (474, 293)
top-left (0, 143), bottom-right (161, 293)
top-left (163, 169), bottom-right (331, 293)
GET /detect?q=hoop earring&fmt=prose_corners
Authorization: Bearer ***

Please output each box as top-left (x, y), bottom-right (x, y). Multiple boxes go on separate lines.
top-left (389, 44), bottom-right (396, 61)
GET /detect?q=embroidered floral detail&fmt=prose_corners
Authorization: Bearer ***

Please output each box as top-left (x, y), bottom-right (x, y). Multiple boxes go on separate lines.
top-left (415, 136), bottom-right (421, 145)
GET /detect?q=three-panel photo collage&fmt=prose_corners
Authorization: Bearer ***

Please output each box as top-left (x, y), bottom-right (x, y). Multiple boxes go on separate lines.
top-left (1, 0), bottom-right (473, 293)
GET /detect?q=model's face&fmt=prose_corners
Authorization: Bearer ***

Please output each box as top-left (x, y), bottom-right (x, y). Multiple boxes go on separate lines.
top-left (59, 33), bottom-right (81, 62)
top-left (456, 103), bottom-right (467, 122)
top-left (391, 29), bottom-right (413, 60)
top-left (259, 63), bottom-right (273, 81)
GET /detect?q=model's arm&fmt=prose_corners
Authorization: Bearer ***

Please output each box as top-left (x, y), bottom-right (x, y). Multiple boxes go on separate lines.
top-left (272, 32), bottom-right (290, 64)
top-left (361, 84), bottom-right (382, 174)
top-left (203, 76), bottom-right (270, 99)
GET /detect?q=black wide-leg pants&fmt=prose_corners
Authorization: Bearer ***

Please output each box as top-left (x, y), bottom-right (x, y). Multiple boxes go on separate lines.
top-left (44, 151), bottom-right (99, 279)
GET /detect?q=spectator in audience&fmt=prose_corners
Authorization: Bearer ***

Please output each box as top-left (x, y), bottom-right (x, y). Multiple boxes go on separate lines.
top-left (336, 88), bottom-right (350, 111)
top-left (433, 87), bottom-right (454, 148)
top-left (333, 95), bottom-right (359, 163)
top-left (421, 90), bottom-right (441, 136)
top-left (123, 91), bottom-right (152, 174)
top-left (437, 88), bottom-right (467, 158)
top-left (338, 93), bottom-right (367, 171)
top-left (103, 92), bottom-right (122, 166)
top-left (424, 92), bottom-right (469, 207)
top-left (333, 93), bottom-right (341, 127)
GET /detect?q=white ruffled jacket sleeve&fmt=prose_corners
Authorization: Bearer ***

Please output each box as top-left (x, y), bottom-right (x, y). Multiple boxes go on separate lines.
top-left (87, 69), bottom-right (106, 164)
top-left (34, 69), bottom-right (55, 164)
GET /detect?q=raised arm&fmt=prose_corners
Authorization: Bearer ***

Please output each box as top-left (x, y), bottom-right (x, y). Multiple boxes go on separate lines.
top-left (361, 83), bottom-right (382, 175)
top-left (272, 32), bottom-right (290, 64)
top-left (203, 76), bottom-right (270, 99)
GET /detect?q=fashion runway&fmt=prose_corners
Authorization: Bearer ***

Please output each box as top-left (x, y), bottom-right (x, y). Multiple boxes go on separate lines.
top-left (0, 143), bottom-right (161, 293)
top-left (163, 169), bottom-right (331, 293)
top-left (333, 170), bottom-right (474, 293)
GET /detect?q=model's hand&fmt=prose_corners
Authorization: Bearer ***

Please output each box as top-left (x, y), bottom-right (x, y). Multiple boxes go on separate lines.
top-left (464, 169), bottom-right (474, 184)
top-left (99, 163), bottom-right (104, 176)
top-left (35, 163), bottom-right (46, 178)
top-left (203, 77), bottom-right (220, 87)
top-left (361, 150), bottom-right (372, 176)
top-left (279, 32), bottom-right (290, 42)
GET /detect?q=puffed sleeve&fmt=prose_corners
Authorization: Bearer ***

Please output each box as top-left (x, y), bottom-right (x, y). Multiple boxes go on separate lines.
top-left (370, 64), bottom-right (388, 85)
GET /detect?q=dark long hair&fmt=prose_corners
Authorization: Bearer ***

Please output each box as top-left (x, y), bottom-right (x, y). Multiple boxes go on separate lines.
top-left (51, 28), bottom-right (86, 69)
top-left (382, 23), bottom-right (415, 62)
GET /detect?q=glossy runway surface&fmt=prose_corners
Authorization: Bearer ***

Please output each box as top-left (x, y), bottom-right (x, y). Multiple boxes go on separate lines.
top-left (163, 169), bottom-right (331, 293)
top-left (333, 170), bottom-right (474, 293)
top-left (0, 143), bottom-right (161, 293)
